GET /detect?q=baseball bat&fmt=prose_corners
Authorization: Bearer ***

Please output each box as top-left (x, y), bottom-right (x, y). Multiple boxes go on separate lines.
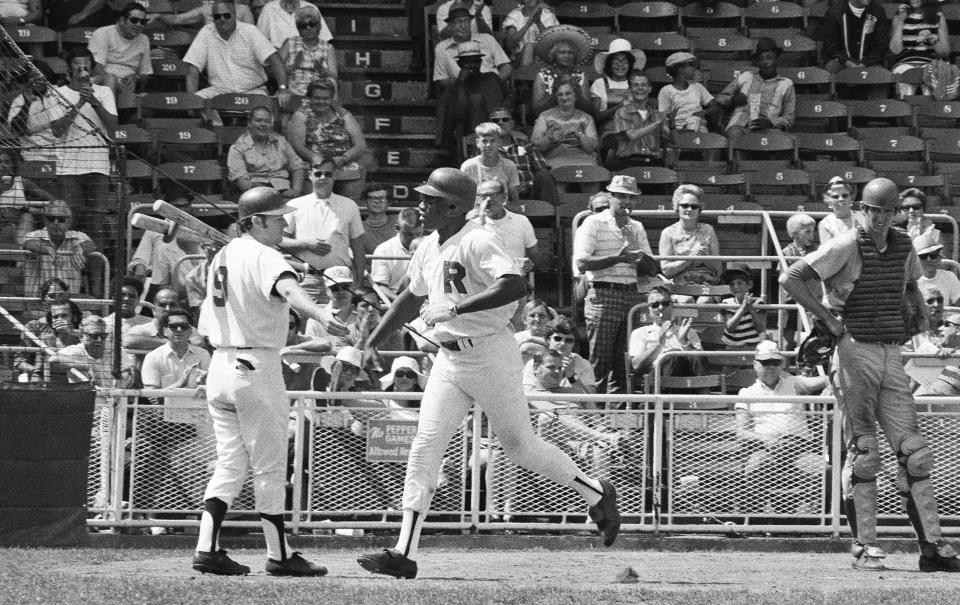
top-left (131, 213), bottom-right (206, 245)
top-left (152, 200), bottom-right (232, 247)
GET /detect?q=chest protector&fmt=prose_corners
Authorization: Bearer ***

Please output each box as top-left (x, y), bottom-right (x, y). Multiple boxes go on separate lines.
top-left (843, 227), bottom-right (915, 343)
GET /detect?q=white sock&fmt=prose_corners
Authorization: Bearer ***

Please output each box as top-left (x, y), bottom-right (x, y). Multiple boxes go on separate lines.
top-left (394, 509), bottom-right (424, 559)
top-left (571, 475), bottom-right (604, 507)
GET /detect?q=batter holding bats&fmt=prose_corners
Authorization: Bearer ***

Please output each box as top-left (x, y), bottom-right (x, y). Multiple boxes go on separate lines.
top-left (357, 168), bottom-right (620, 580)
top-left (192, 187), bottom-right (349, 577)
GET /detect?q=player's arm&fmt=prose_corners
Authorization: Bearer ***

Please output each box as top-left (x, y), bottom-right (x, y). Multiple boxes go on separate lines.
top-left (780, 260), bottom-right (843, 337)
top-left (365, 287), bottom-right (426, 349)
top-left (275, 274), bottom-right (350, 336)
top-left (458, 273), bottom-right (527, 314)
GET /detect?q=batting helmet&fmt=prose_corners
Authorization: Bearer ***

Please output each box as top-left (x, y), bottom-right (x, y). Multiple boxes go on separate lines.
top-left (860, 177), bottom-right (899, 210)
top-left (238, 186), bottom-right (296, 220)
top-left (414, 167), bottom-right (477, 213)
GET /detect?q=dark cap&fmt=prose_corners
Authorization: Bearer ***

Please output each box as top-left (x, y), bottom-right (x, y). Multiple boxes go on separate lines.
top-left (446, 5), bottom-right (471, 21)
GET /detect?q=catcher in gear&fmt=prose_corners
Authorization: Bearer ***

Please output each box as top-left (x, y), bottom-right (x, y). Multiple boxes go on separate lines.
top-left (782, 177), bottom-right (960, 572)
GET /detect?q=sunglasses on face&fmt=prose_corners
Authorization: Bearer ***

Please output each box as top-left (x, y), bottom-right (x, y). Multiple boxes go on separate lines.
top-left (166, 322), bottom-right (191, 331)
top-left (551, 334), bottom-right (576, 344)
top-left (927, 297), bottom-right (945, 304)
top-left (678, 203), bottom-right (700, 210)
top-left (394, 370), bottom-right (417, 379)
top-left (341, 363), bottom-right (360, 374)
top-left (490, 116), bottom-right (512, 123)
top-left (920, 253), bottom-right (940, 261)
top-left (758, 359), bottom-right (782, 367)
top-left (945, 321), bottom-right (960, 328)
top-left (648, 300), bottom-right (671, 309)
top-left (212, 12), bottom-right (233, 20)
top-left (84, 332), bottom-right (108, 341)
top-left (313, 170), bottom-right (334, 178)
top-left (44, 215), bottom-right (68, 223)
top-left (902, 205), bottom-right (923, 211)
top-left (296, 20), bottom-right (319, 29)
top-left (127, 16), bottom-right (147, 24)
top-left (328, 284), bottom-right (349, 292)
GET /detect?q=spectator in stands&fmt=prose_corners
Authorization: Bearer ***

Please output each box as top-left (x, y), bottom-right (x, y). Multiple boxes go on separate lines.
top-left (906, 285), bottom-right (947, 352)
top-left (52, 47), bottom-right (118, 252)
top-left (14, 300), bottom-right (80, 382)
top-left (0, 148), bottom-right (51, 247)
top-left (21, 199), bottom-right (103, 298)
top-left (359, 183), bottom-right (397, 266)
top-left (609, 70), bottom-right (669, 170)
top-left (939, 312), bottom-right (960, 351)
top-left (304, 266), bottom-right (375, 351)
top-left (529, 314), bottom-right (597, 395)
top-left (184, 242), bottom-right (223, 319)
top-left (50, 315), bottom-right (113, 385)
top-left (782, 212), bottom-right (820, 349)
top-left (488, 107), bottom-right (558, 205)
top-left (714, 38), bottom-right (796, 138)
top-left (150, 229), bottom-right (203, 304)
top-left (283, 154), bottom-right (367, 302)
top-left (123, 287), bottom-right (188, 353)
top-left (257, 0), bottom-right (333, 49)
top-left (589, 191), bottom-right (612, 213)
top-left (59, 0), bottom-right (125, 29)
top-left (434, 6), bottom-right (511, 83)
top-left (532, 78), bottom-right (599, 169)
top-left (513, 297), bottom-right (554, 346)
top-left (531, 25), bottom-right (592, 115)
top-left (915, 365), bottom-right (960, 396)
top-left (817, 176), bottom-right (857, 243)
top-left (890, 0), bottom-right (951, 97)
top-left (88, 2), bottom-right (152, 95)
top-left (102, 275), bottom-right (151, 382)
top-left (0, 0), bottom-right (40, 25)
top-left (279, 3), bottom-right (338, 99)
top-left (735, 340), bottom-right (828, 515)
top-left (435, 39), bottom-right (512, 164)
top-left (461, 122), bottom-right (521, 208)
top-left (435, 0), bottom-right (494, 40)
top-left (592, 39), bottom-right (646, 165)
top-left (574, 174), bottom-right (656, 393)
top-left (472, 179), bottom-right (538, 274)
top-left (150, 0), bottom-right (254, 27)
top-left (227, 105), bottom-right (305, 198)
top-left (285, 78), bottom-right (366, 200)
top-left (659, 52), bottom-right (718, 134)
top-left (183, 0), bottom-right (291, 121)
top-left (629, 285), bottom-right (703, 380)
top-left (6, 59), bottom-right (60, 166)
top-left (26, 277), bottom-right (83, 325)
top-left (720, 263), bottom-right (766, 349)
top-left (501, 0), bottom-right (558, 67)
top-left (127, 184), bottom-right (193, 281)
top-left (370, 207), bottom-right (422, 302)
top-left (377, 355), bottom-right (424, 419)
top-left (659, 184), bottom-right (720, 302)
top-left (280, 309), bottom-right (333, 390)
top-left (916, 231), bottom-right (960, 305)
top-left (821, 0), bottom-right (891, 73)
top-left (900, 187), bottom-right (942, 245)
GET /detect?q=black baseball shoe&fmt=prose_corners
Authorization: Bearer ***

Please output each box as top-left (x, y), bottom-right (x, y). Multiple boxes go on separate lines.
top-left (192, 550), bottom-right (250, 575)
top-left (920, 541), bottom-right (960, 572)
top-left (357, 548), bottom-right (418, 579)
top-left (266, 551), bottom-right (328, 577)
top-left (588, 479), bottom-right (621, 547)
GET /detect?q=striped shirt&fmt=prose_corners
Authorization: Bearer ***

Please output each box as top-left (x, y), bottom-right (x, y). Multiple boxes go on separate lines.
top-left (22, 229), bottom-right (92, 296)
top-left (573, 211), bottom-right (652, 284)
top-left (721, 296), bottom-right (763, 348)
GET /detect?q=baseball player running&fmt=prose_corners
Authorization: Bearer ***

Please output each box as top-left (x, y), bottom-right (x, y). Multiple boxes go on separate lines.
top-left (357, 168), bottom-right (620, 580)
top-left (192, 187), bottom-right (349, 577)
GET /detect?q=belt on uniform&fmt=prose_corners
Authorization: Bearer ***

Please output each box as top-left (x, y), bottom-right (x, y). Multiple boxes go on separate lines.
top-left (591, 281), bottom-right (636, 291)
top-left (440, 338), bottom-right (474, 352)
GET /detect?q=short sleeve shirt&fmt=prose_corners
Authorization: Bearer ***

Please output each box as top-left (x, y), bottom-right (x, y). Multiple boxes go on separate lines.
top-left (433, 33), bottom-right (509, 81)
top-left (459, 155), bottom-right (520, 194)
top-left (471, 210), bottom-right (536, 258)
top-left (735, 373), bottom-right (816, 438)
top-left (370, 234), bottom-right (414, 294)
top-left (407, 221), bottom-right (519, 340)
top-left (573, 212), bottom-right (652, 284)
top-left (87, 25), bottom-right (152, 78)
top-left (657, 83), bottom-right (713, 130)
top-left (183, 22), bottom-right (277, 94)
top-left (285, 192), bottom-right (364, 271)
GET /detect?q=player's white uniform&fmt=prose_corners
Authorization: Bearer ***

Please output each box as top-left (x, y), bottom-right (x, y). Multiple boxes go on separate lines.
top-left (198, 236), bottom-right (296, 515)
top-left (402, 221), bottom-right (581, 512)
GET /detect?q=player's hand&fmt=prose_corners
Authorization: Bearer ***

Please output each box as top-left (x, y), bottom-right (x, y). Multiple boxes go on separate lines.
top-left (362, 343), bottom-right (385, 373)
top-left (309, 239), bottom-right (331, 256)
top-left (420, 300), bottom-right (457, 327)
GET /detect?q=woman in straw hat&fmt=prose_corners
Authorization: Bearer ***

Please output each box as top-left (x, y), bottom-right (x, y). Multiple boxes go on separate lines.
top-left (531, 24), bottom-right (593, 115)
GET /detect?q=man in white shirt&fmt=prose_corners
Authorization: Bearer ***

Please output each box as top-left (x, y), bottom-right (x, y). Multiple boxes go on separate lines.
top-left (915, 230), bottom-right (960, 305)
top-left (256, 0), bottom-right (332, 48)
top-left (471, 179), bottom-right (538, 274)
top-left (282, 155), bottom-right (366, 302)
top-left (370, 207), bottom-right (422, 301)
top-left (87, 2), bottom-right (152, 94)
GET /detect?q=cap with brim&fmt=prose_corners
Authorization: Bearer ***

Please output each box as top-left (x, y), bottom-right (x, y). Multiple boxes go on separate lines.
top-left (379, 355), bottom-right (425, 389)
top-left (754, 340), bottom-right (784, 361)
top-left (533, 25), bottom-right (592, 65)
top-left (606, 174), bottom-right (639, 195)
top-left (446, 5), bottom-right (471, 21)
top-left (914, 230), bottom-right (944, 256)
top-left (720, 262), bottom-right (752, 284)
top-left (237, 186), bottom-right (296, 220)
top-left (665, 51), bottom-right (698, 68)
top-left (593, 38), bottom-right (646, 76)
top-left (323, 265), bottom-right (354, 286)
top-left (414, 182), bottom-right (445, 197)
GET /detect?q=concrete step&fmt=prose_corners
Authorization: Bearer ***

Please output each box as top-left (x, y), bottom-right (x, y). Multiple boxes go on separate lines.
top-left (328, 17), bottom-right (408, 38)
top-left (359, 114), bottom-right (435, 135)
top-left (343, 99), bottom-right (434, 116)
top-left (339, 80), bottom-right (428, 102)
top-left (337, 49), bottom-right (414, 71)
top-left (370, 148), bottom-right (443, 169)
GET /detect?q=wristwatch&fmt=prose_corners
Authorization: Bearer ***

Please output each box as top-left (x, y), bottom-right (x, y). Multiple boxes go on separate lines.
top-left (278, 84), bottom-right (288, 90)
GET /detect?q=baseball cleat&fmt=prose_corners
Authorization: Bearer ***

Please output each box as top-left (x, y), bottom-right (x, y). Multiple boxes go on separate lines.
top-left (357, 548), bottom-right (418, 579)
top-left (192, 549), bottom-right (250, 576)
top-left (588, 479), bottom-right (621, 547)
top-left (851, 545), bottom-right (886, 571)
top-left (920, 541), bottom-right (960, 572)
top-left (266, 551), bottom-right (328, 577)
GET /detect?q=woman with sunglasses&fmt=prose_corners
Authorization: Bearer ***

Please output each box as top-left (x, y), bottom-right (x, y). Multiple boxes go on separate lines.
top-left (628, 285), bottom-right (702, 380)
top-left (659, 184), bottom-right (720, 303)
top-left (899, 187), bottom-right (942, 245)
top-left (278, 3), bottom-right (337, 99)
top-left (523, 314), bottom-right (596, 395)
top-left (817, 176), bottom-right (857, 244)
top-left (378, 356), bottom-right (424, 420)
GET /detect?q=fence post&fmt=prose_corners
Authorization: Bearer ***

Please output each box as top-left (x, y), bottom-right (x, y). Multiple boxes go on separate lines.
top-left (830, 405), bottom-right (843, 538)
top-left (470, 408), bottom-right (483, 529)
top-left (290, 395), bottom-right (307, 534)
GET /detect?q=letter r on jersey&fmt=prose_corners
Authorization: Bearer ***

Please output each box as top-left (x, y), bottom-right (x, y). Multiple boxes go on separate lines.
top-left (443, 261), bottom-right (467, 294)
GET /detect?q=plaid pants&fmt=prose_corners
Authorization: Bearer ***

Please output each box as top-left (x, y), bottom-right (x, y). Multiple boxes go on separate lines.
top-left (584, 284), bottom-right (643, 394)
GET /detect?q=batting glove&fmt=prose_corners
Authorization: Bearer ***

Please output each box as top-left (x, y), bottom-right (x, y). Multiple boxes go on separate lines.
top-left (420, 300), bottom-right (458, 327)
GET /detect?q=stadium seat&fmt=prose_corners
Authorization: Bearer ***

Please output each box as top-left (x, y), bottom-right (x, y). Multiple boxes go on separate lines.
top-left (916, 101), bottom-right (960, 130)
top-left (18, 160), bottom-right (56, 180)
top-left (742, 1), bottom-right (807, 34)
top-left (146, 29), bottom-right (194, 53)
top-left (149, 59), bottom-right (192, 92)
top-left (702, 61), bottom-right (755, 94)
top-left (59, 27), bottom-right (96, 51)
top-left (805, 164), bottom-right (876, 192)
top-left (691, 33), bottom-right (754, 62)
top-left (207, 93), bottom-right (276, 126)
top-left (747, 32), bottom-right (817, 67)
top-left (123, 159), bottom-right (156, 194)
top-left (669, 131), bottom-right (730, 172)
top-left (859, 133), bottom-right (926, 166)
top-left (616, 165), bottom-right (677, 203)
top-left (111, 124), bottom-right (154, 158)
top-left (889, 174), bottom-right (949, 207)
top-left (621, 32), bottom-right (690, 62)
top-left (139, 91), bottom-right (205, 116)
top-left (779, 66), bottom-right (833, 101)
top-left (155, 127), bottom-right (219, 162)
top-left (551, 164), bottom-right (611, 196)
top-left (677, 171), bottom-right (750, 207)
top-left (834, 66), bottom-right (895, 100)
top-left (617, 2), bottom-right (680, 34)
top-left (552, 2), bottom-right (616, 36)
top-left (139, 0), bottom-right (175, 15)
top-left (793, 99), bottom-right (849, 133)
top-left (157, 160), bottom-right (225, 196)
top-left (846, 99), bottom-right (915, 132)
top-left (679, 2), bottom-right (743, 37)
top-left (729, 130), bottom-right (797, 168)
top-left (795, 132), bottom-right (861, 166)
top-left (747, 169), bottom-right (814, 209)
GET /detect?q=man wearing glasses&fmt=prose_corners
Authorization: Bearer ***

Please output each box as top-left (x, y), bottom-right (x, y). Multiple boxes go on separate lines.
top-left (915, 230), bottom-right (960, 306)
top-left (487, 108), bottom-right (558, 205)
top-left (782, 177), bottom-right (960, 572)
top-left (283, 154), bottom-right (366, 302)
top-left (183, 1), bottom-right (291, 116)
top-left (87, 2), bottom-right (152, 95)
top-left (21, 199), bottom-right (102, 298)
top-left (50, 315), bottom-right (113, 385)
top-left (370, 207), bottom-right (422, 302)
top-left (257, 0), bottom-right (332, 49)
